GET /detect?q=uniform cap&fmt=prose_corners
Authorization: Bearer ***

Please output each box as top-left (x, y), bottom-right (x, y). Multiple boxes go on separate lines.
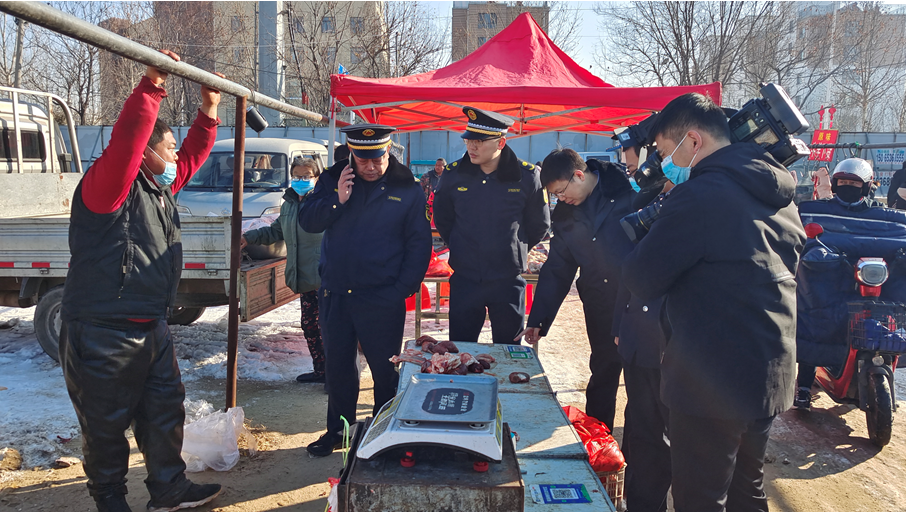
top-left (341, 124), bottom-right (395, 159)
top-left (461, 106), bottom-right (514, 140)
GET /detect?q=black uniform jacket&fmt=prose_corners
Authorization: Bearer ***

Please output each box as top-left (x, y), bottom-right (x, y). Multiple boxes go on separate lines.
top-left (623, 143), bottom-right (806, 421)
top-left (433, 145), bottom-right (551, 281)
top-left (527, 160), bottom-right (636, 340)
top-left (299, 156), bottom-right (432, 301)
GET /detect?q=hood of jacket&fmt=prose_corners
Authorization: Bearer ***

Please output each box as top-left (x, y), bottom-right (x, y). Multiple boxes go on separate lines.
top-left (691, 142), bottom-right (796, 209)
top-left (456, 144), bottom-right (530, 182)
top-left (327, 154), bottom-right (415, 187)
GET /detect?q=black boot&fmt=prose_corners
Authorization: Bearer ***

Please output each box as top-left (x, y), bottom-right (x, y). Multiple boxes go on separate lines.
top-left (146, 482), bottom-right (222, 511)
top-left (95, 493), bottom-right (132, 512)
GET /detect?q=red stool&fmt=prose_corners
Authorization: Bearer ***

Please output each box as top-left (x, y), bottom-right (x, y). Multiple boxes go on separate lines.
top-left (405, 282), bottom-right (431, 312)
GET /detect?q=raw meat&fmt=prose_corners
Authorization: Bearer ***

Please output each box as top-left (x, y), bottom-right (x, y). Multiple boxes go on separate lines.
top-left (421, 342), bottom-right (436, 353)
top-left (436, 340), bottom-right (459, 353)
top-left (430, 353), bottom-right (461, 374)
top-left (415, 335), bottom-right (437, 346)
top-left (509, 372), bottom-right (530, 384)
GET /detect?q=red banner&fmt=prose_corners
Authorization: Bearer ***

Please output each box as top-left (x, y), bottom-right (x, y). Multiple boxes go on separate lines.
top-left (809, 130), bottom-right (839, 161)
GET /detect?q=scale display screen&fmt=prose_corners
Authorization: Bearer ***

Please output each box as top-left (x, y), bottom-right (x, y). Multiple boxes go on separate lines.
top-left (423, 388), bottom-right (475, 415)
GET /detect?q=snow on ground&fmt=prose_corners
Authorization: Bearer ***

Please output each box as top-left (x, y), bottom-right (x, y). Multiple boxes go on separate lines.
top-left (0, 290), bottom-right (447, 471)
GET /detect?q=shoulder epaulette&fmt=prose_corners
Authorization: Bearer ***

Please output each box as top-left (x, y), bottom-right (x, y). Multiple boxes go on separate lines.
top-left (520, 160), bottom-right (535, 171)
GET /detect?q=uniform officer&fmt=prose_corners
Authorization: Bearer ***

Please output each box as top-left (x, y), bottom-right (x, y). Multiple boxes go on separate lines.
top-left (299, 125), bottom-right (432, 457)
top-left (517, 149), bottom-right (635, 431)
top-left (433, 107), bottom-right (551, 344)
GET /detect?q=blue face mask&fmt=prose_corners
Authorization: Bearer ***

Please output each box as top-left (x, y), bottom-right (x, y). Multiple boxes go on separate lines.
top-left (291, 178), bottom-right (316, 196)
top-left (147, 146), bottom-right (177, 187)
top-left (661, 134), bottom-right (698, 186)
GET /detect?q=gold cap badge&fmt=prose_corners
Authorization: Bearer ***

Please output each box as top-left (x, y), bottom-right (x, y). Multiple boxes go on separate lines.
top-left (362, 129), bottom-right (375, 136)
top-left (467, 109), bottom-right (477, 121)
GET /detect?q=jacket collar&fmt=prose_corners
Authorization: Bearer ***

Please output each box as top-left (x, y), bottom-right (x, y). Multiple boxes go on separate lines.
top-left (457, 144), bottom-right (523, 182)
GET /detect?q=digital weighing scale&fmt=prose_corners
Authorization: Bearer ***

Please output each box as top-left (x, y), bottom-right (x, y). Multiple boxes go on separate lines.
top-left (356, 373), bottom-right (504, 462)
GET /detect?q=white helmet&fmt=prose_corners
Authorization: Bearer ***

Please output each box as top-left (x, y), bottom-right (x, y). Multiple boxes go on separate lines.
top-left (831, 158), bottom-right (873, 196)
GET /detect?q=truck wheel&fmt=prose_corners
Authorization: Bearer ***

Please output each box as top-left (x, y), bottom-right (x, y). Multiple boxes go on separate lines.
top-left (167, 306), bottom-right (206, 326)
top-left (34, 285), bottom-right (65, 362)
top-left (866, 373), bottom-right (893, 447)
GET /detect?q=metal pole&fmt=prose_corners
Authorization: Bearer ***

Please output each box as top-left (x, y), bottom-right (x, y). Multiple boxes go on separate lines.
top-left (13, 18), bottom-right (25, 88)
top-left (328, 97), bottom-right (337, 167)
top-left (226, 98), bottom-right (247, 410)
top-left (0, 0), bottom-right (331, 125)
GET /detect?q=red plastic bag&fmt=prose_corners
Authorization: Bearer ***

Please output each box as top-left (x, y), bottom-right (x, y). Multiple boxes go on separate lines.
top-left (563, 406), bottom-right (625, 472)
top-left (425, 249), bottom-right (453, 277)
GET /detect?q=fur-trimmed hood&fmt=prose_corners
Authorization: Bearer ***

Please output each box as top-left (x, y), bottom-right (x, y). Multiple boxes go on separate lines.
top-left (327, 154), bottom-right (415, 187)
top-left (453, 144), bottom-right (534, 183)
top-left (552, 159), bottom-right (634, 221)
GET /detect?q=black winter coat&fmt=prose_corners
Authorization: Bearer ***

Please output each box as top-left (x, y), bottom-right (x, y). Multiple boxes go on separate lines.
top-left (433, 145), bottom-right (551, 281)
top-left (527, 161), bottom-right (636, 352)
top-left (299, 156), bottom-right (432, 301)
top-left (623, 143), bottom-right (806, 421)
top-left (888, 167), bottom-right (906, 210)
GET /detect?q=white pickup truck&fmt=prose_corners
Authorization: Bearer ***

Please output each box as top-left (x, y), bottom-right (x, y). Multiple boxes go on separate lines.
top-left (0, 87), bottom-right (298, 361)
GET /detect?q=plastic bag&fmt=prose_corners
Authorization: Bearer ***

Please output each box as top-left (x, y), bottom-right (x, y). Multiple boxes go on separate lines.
top-left (425, 249), bottom-right (453, 277)
top-left (563, 406), bottom-right (624, 473)
top-left (181, 406), bottom-right (257, 472)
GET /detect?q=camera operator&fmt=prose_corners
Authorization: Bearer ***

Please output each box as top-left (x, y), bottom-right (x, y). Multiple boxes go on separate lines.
top-left (516, 149), bottom-right (635, 431)
top-left (622, 93), bottom-right (805, 512)
top-left (612, 122), bottom-right (674, 512)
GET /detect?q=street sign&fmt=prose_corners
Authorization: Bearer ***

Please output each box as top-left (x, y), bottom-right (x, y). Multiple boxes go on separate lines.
top-left (809, 130), bottom-right (839, 161)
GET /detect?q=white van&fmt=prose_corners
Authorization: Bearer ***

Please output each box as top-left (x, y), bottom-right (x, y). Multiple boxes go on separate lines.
top-left (175, 137), bottom-right (328, 218)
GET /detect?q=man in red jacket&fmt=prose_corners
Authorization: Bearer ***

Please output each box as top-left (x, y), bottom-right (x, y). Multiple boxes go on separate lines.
top-left (60, 50), bottom-right (223, 512)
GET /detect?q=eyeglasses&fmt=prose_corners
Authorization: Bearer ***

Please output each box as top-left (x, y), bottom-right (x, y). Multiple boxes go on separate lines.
top-left (465, 137), bottom-right (501, 148)
top-left (550, 176), bottom-right (574, 199)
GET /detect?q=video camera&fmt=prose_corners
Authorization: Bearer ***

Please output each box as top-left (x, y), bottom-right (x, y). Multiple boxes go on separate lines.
top-left (619, 83), bottom-right (810, 243)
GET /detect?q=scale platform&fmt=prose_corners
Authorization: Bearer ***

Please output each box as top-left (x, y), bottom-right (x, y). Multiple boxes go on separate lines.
top-left (356, 373), bottom-right (504, 462)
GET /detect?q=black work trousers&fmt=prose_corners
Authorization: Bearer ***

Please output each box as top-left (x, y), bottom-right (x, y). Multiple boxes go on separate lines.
top-left (583, 301), bottom-right (622, 430)
top-left (670, 410), bottom-right (774, 512)
top-left (448, 273), bottom-right (525, 344)
top-left (622, 354), bottom-right (671, 512)
top-left (320, 288), bottom-right (406, 434)
top-left (60, 319), bottom-right (191, 501)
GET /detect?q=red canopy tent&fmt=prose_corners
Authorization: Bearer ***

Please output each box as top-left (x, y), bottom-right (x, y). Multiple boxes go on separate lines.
top-left (329, 13), bottom-right (721, 145)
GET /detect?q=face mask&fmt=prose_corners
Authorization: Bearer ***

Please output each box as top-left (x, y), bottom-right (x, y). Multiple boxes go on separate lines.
top-left (291, 178), bottom-right (316, 196)
top-left (835, 185), bottom-right (864, 204)
top-left (629, 176), bottom-right (641, 192)
top-left (147, 146), bottom-right (177, 187)
top-left (661, 134), bottom-right (698, 185)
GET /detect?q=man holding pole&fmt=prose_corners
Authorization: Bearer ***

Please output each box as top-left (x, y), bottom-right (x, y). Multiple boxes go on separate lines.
top-left (60, 51), bottom-right (223, 512)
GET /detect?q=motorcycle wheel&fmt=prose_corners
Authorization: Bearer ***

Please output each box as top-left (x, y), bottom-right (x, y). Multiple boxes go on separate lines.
top-left (866, 372), bottom-right (893, 447)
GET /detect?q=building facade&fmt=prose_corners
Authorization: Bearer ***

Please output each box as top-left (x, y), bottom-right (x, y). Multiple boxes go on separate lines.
top-left (451, 1), bottom-right (550, 61)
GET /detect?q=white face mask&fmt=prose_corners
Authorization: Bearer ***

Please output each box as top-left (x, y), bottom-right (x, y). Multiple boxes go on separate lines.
top-left (147, 146), bottom-right (177, 186)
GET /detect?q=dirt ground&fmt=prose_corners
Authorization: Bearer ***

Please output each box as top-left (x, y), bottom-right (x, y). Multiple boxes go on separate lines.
top-left (2, 287), bottom-right (906, 511)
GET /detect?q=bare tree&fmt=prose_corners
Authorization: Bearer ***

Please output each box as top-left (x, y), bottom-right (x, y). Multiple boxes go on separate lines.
top-left (830, 2), bottom-right (906, 131)
top-left (282, 1), bottom-right (448, 124)
top-left (594, 1), bottom-right (774, 93)
top-left (0, 14), bottom-right (39, 87)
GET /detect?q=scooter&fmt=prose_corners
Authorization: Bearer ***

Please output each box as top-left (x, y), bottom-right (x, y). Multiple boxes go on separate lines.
top-left (806, 222), bottom-right (906, 447)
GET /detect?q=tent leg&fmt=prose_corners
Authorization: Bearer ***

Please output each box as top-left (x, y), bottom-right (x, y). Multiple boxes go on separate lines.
top-left (328, 96), bottom-right (337, 167)
top-left (226, 96), bottom-right (247, 410)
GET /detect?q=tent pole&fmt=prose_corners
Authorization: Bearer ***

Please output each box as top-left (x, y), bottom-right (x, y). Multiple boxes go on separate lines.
top-left (328, 96), bottom-right (337, 167)
top-left (226, 97), bottom-right (247, 410)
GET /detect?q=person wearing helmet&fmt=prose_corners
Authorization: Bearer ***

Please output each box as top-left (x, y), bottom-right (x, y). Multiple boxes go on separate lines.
top-left (794, 157), bottom-right (884, 411)
top-left (827, 158), bottom-right (883, 211)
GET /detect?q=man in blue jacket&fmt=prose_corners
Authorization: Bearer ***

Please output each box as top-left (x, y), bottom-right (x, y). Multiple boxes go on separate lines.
top-left (622, 93), bottom-right (805, 512)
top-left (300, 125), bottom-right (432, 457)
top-left (433, 107), bottom-right (550, 344)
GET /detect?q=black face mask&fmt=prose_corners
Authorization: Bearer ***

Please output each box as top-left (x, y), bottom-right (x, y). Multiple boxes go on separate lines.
top-left (835, 185), bottom-right (864, 204)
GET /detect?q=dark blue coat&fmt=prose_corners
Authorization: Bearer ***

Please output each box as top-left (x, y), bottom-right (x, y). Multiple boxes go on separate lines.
top-left (299, 156), bottom-right (432, 301)
top-left (623, 143), bottom-right (805, 421)
top-left (527, 161), bottom-right (636, 351)
top-left (796, 198), bottom-right (906, 366)
top-left (433, 145), bottom-right (551, 281)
